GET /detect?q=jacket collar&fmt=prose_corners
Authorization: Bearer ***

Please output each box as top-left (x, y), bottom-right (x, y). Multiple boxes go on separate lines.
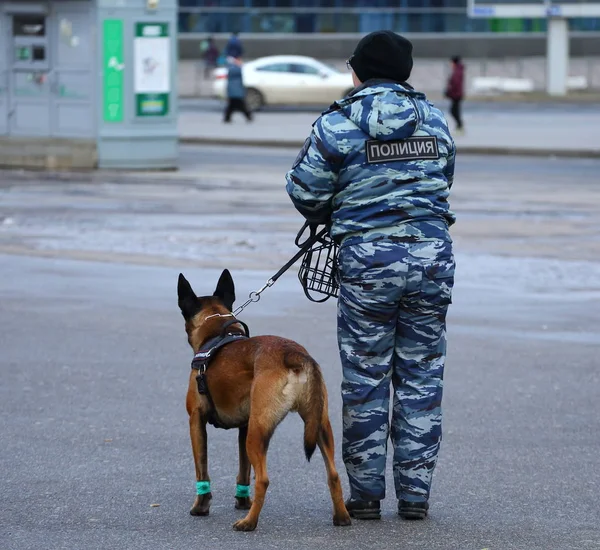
top-left (348, 78), bottom-right (414, 96)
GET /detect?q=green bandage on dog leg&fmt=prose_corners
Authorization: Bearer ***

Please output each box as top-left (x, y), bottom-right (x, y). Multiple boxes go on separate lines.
top-left (196, 481), bottom-right (211, 495)
top-left (235, 484), bottom-right (251, 498)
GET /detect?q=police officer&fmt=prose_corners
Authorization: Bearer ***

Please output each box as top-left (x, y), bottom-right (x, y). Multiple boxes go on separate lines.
top-left (286, 31), bottom-right (455, 520)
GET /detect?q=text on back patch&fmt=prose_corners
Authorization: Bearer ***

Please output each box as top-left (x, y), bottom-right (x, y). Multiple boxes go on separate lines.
top-left (366, 136), bottom-right (439, 164)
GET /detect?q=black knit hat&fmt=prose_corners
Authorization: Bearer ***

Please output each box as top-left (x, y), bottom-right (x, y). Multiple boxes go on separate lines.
top-left (349, 31), bottom-right (413, 84)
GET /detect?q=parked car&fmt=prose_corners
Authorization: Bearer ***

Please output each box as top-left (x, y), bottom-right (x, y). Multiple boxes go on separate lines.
top-left (213, 55), bottom-right (355, 111)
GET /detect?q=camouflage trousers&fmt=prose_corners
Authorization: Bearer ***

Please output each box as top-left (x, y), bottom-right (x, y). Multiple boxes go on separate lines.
top-left (337, 237), bottom-right (455, 503)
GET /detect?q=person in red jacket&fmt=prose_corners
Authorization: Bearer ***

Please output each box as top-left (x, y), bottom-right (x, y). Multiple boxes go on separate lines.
top-left (445, 56), bottom-right (465, 135)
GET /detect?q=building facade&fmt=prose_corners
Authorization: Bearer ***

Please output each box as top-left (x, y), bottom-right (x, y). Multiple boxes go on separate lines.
top-left (177, 0), bottom-right (600, 34)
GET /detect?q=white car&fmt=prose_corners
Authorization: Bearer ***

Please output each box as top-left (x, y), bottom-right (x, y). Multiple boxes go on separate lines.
top-left (213, 55), bottom-right (355, 111)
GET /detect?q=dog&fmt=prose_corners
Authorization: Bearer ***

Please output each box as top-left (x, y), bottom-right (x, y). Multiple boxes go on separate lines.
top-left (177, 270), bottom-right (351, 531)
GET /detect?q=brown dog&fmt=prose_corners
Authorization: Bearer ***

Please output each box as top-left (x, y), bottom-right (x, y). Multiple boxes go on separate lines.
top-left (177, 270), bottom-right (351, 532)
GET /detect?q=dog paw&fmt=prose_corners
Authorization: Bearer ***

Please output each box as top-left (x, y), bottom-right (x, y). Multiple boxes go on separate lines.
top-left (235, 496), bottom-right (252, 510)
top-left (232, 517), bottom-right (257, 532)
top-left (333, 512), bottom-right (352, 527)
top-left (190, 494), bottom-right (212, 516)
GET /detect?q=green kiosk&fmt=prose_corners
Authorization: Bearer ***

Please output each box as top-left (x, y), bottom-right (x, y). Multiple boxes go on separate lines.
top-left (0, 0), bottom-right (178, 170)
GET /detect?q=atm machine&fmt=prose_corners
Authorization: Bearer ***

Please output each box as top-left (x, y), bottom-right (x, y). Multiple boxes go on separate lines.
top-left (8, 10), bottom-right (52, 135)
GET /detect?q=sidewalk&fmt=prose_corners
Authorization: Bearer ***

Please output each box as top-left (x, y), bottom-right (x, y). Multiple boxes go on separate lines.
top-left (178, 106), bottom-right (600, 158)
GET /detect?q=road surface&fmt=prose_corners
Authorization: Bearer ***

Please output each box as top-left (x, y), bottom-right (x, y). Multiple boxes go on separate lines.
top-left (1, 148), bottom-right (599, 550)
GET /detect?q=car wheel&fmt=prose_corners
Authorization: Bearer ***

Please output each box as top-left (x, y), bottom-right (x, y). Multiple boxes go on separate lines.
top-left (246, 88), bottom-right (264, 112)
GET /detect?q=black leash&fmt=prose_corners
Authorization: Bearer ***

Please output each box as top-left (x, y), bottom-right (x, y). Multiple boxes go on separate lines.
top-left (197, 226), bottom-right (337, 428)
top-left (233, 222), bottom-right (336, 316)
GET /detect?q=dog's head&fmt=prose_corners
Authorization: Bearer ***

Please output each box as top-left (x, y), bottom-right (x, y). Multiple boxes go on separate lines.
top-left (177, 270), bottom-right (236, 350)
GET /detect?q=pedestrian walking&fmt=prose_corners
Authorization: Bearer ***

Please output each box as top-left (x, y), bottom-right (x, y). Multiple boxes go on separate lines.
top-left (445, 56), bottom-right (465, 134)
top-left (224, 56), bottom-right (252, 123)
top-left (200, 36), bottom-right (219, 79)
top-left (286, 30), bottom-right (456, 521)
top-left (224, 31), bottom-right (244, 59)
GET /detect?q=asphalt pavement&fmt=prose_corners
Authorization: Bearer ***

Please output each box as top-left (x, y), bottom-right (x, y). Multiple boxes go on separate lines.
top-left (1, 147), bottom-right (600, 550)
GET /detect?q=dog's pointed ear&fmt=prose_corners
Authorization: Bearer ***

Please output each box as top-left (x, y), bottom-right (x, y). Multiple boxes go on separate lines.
top-left (213, 269), bottom-right (235, 311)
top-left (178, 273), bottom-right (200, 321)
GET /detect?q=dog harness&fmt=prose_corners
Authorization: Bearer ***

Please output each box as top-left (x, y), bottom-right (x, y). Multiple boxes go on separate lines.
top-left (190, 317), bottom-right (250, 429)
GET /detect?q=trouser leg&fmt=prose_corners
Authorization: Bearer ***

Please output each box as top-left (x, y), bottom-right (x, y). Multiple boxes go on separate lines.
top-left (456, 99), bottom-right (463, 129)
top-left (224, 99), bottom-right (235, 122)
top-left (228, 98), bottom-right (251, 120)
top-left (449, 100), bottom-right (458, 127)
top-left (450, 99), bottom-right (463, 129)
top-left (337, 242), bottom-right (406, 501)
top-left (232, 98), bottom-right (252, 120)
top-left (390, 241), bottom-right (454, 503)
top-left (241, 99), bottom-right (252, 121)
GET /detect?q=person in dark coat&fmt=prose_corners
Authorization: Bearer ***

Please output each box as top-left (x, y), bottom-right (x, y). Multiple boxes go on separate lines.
top-left (202, 36), bottom-right (219, 79)
top-left (445, 56), bottom-right (465, 134)
top-left (224, 32), bottom-right (244, 59)
top-left (224, 57), bottom-right (252, 123)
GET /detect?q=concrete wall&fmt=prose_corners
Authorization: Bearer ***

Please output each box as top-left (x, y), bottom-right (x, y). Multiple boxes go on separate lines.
top-left (179, 32), bottom-right (600, 60)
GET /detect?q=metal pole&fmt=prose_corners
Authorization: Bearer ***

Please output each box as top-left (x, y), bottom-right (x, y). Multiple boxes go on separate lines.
top-left (546, 16), bottom-right (569, 96)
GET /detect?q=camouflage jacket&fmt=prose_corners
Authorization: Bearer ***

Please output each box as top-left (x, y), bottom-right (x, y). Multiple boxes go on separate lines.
top-left (285, 80), bottom-right (456, 245)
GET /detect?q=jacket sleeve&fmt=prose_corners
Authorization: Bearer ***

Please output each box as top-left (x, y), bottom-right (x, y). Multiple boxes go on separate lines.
top-left (285, 117), bottom-right (343, 225)
top-left (444, 140), bottom-right (456, 189)
top-left (446, 69), bottom-right (461, 100)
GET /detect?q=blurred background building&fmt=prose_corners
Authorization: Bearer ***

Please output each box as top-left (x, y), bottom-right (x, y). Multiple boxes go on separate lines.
top-left (177, 0), bottom-right (600, 60)
top-left (177, 0), bottom-right (600, 35)
top-left (176, 1), bottom-right (600, 93)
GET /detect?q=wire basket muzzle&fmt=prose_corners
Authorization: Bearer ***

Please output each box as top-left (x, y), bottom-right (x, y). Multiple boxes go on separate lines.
top-left (297, 232), bottom-right (339, 303)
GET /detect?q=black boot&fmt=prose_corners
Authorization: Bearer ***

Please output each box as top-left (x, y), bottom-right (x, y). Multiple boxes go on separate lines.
top-left (398, 500), bottom-right (429, 520)
top-left (345, 498), bottom-right (381, 520)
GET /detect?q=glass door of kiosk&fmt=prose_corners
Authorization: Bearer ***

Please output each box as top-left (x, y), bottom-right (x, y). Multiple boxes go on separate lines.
top-left (9, 12), bottom-right (51, 135)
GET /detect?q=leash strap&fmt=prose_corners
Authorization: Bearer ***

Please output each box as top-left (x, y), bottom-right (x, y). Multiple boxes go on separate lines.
top-left (271, 225), bottom-right (326, 282)
top-left (234, 223), bottom-right (329, 316)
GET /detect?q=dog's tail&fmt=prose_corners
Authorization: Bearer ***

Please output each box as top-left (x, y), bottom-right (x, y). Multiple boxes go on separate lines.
top-left (302, 358), bottom-right (325, 462)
